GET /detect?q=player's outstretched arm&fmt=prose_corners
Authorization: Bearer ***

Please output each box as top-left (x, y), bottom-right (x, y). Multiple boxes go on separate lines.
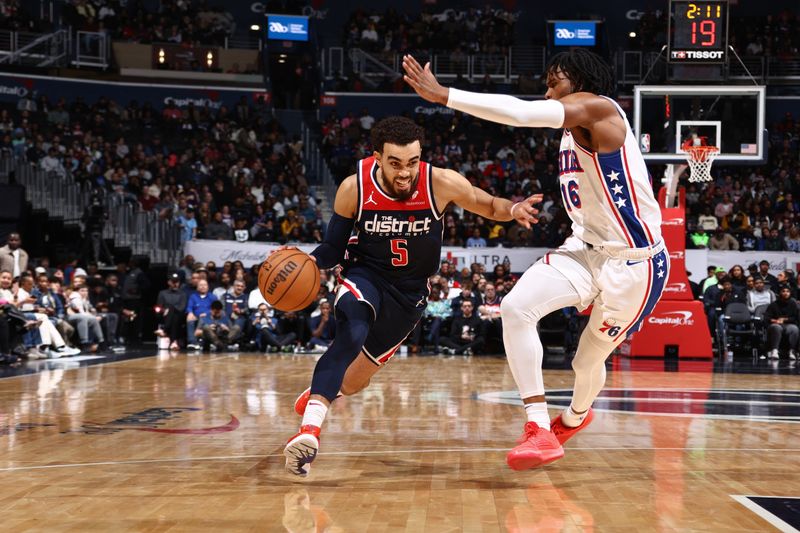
top-left (435, 168), bottom-right (541, 229)
top-left (402, 55), bottom-right (616, 131)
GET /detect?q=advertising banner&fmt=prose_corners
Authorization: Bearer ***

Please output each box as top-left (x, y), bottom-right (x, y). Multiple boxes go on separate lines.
top-left (184, 240), bottom-right (542, 272)
top-left (553, 21), bottom-right (597, 46)
top-left (0, 73), bottom-right (258, 110)
top-left (267, 14), bottom-right (309, 41)
top-left (184, 239), bottom-right (800, 281)
top-left (320, 93), bottom-right (534, 119)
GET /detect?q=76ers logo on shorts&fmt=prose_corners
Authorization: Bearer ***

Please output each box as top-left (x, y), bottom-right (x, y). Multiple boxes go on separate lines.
top-left (599, 319), bottom-right (621, 338)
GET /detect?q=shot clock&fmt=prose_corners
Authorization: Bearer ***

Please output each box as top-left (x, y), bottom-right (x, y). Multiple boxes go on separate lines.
top-left (668, 0), bottom-right (729, 63)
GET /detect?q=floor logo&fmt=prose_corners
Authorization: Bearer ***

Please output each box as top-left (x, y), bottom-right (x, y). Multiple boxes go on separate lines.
top-left (65, 407), bottom-right (240, 435)
top-left (475, 388), bottom-right (800, 423)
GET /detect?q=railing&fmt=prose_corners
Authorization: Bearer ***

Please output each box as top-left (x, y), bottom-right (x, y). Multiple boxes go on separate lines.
top-left (0, 29), bottom-right (108, 69)
top-left (2, 155), bottom-right (181, 266)
top-left (0, 29), bottom-right (70, 67)
top-left (766, 57), bottom-right (800, 80)
top-left (301, 122), bottom-right (336, 217)
top-left (347, 48), bottom-right (402, 88)
top-left (74, 31), bottom-right (110, 69)
top-left (615, 50), bottom-right (800, 84)
top-left (326, 46), bottom-right (547, 84)
top-left (224, 33), bottom-right (262, 50)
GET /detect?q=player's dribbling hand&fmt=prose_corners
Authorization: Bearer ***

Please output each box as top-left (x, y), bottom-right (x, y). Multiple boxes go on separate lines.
top-left (510, 194), bottom-right (544, 229)
top-left (402, 55), bottom-right (449, 106)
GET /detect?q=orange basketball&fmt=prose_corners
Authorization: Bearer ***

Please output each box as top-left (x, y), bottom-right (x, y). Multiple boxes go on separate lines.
top-left (258, 249), bottom-right (320, 312)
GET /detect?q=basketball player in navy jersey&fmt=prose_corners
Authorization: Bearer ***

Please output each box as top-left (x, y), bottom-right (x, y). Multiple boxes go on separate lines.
top-left (282, 116), bottom-right (542, 477)
top-left (404, 49), bottom-right (668, 470)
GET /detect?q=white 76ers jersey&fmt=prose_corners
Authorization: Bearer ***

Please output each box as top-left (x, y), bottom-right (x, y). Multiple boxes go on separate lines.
top-left (557, 98), bottom-right (662, 248)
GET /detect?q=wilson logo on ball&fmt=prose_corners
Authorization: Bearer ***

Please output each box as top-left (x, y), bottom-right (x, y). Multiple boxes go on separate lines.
top-left (266, 261), bottom-right (298, 295)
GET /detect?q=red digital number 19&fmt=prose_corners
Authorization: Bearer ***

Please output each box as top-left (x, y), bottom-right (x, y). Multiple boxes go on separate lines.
top-left (691, 20), bottom-right (716, 46)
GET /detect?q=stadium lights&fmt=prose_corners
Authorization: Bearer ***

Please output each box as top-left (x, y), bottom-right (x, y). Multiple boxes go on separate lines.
top-left (250, 24), bottom-right (260, 31)
top-left (158, 48), bottom-right (165, 64)
top-left (206, 51), bottom-right (214, 68)
top-left (629, 31), bottom-right (637, 38)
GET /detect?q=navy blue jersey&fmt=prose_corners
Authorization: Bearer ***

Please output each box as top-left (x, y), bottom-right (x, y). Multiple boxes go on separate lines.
top-left (343, 156), bottom-right (444, 289)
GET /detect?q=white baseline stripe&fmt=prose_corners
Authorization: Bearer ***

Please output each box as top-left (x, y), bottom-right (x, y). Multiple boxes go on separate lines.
top-left (730, 495), bottom-right (799, 533)
top-left (1, 447), bottom-right (799, 473)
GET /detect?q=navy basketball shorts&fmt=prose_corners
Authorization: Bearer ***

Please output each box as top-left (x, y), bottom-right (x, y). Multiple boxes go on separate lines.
top-left (335, 267), bottom-right (425, 366)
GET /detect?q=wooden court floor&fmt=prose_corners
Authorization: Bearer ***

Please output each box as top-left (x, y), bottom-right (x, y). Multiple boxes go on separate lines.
top-left (0, 352), bottom-right (798, 532)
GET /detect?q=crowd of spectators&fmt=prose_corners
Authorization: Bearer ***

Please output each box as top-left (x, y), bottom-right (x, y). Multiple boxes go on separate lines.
top-left (60, 0), bottom-right (235, 46)
top-left (0, 232), bottom-right (156, 365)
top-left (2, 89), bottom-right (328, 251)
top-left (0, 0), bottom-right (50, 32)
top-left (343, 7), bottom-right (517, 55)
top-left (684, 113), bottom-right (800, 252)
top-left (148, 254), bottom-right (522, 356)
top-left (697, 260), bottom-right (800, 360)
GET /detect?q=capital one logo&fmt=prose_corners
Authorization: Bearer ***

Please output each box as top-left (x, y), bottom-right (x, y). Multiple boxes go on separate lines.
top-left (662, 218), bottom-right (684, 226)
top-left (0, 85), bottom-right (28, 98)
top-left (269, 21), bottom-right (289, 33)
top-left (663, 283), bottom-right (687, 293)
top-left (647, 311), bottom-right (695, 327)
top-left (555, 28), bottom-right (575, 39)
top-left (669, 250), bottom-right (685, 260)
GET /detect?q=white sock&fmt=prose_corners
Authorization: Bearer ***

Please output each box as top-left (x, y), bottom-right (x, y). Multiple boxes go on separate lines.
top-left (524, 402), bottom-right (550, 431)
top-left (301, 400), bottom-right (328, 428)
top-left (561, 405), bottom-right (588, 428)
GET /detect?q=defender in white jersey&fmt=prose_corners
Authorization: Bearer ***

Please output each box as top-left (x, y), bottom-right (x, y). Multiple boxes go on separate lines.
top-left (404, 49), bottom-right (669, 470)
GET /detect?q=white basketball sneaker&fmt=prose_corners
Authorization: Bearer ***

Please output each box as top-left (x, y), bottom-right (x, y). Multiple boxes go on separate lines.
top-left (284, 425), bottom-right (320, 477)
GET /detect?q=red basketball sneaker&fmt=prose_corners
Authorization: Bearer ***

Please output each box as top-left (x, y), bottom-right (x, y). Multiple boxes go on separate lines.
top-left (294, 388), bottom-right (343, 416)
top-left (284, 424), bottom-right (321, 477)
top-left (506, 422), bottom-right (564, 471)
top-left (550, 408), bottom-right (594, 445)
top-left (294, 387), bottom-right (311, 416)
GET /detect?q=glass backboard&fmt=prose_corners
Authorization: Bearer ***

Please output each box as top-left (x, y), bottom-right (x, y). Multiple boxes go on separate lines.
top-left (633, 85), bottom-right (766, 164)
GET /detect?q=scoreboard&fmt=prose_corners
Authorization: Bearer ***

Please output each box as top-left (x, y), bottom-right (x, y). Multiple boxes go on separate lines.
top-left (668, 0), bottom-right (729, 63)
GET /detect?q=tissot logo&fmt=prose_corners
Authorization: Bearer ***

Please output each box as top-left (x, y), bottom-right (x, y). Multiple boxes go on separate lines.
top-left (647, 310), bottom-right (694, 326)
top-left (363, 213), bottom-right (432, 236)
top-left (476, 389), bottom-right (800, 423)
top-left (671, 50), bottom-right (724, 60)
top-left (662, 218), bottom-right (684, 226)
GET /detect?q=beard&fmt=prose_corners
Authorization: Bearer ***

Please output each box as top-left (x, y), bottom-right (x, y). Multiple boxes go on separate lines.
top-left (387, 174), bottom-right (419, 201)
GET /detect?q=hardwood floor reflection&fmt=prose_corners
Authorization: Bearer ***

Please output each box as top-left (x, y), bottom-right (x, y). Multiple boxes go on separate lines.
top-left (0, 352), bottom-right (798, 531)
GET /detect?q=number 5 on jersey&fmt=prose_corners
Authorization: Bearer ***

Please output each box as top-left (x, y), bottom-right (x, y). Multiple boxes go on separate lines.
top-left (391, 239), bottom-right (408, 266)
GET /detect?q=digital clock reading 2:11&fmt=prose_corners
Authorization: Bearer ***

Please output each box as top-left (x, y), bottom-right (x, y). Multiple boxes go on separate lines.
top-left (668, 0), bottom-right (728, 63)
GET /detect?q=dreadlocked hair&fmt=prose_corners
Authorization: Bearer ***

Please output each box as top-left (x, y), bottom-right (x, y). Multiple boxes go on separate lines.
top-left (370, 116), bottom-right (425, 153)
top-left (545, 48), bottom-right (614, 96)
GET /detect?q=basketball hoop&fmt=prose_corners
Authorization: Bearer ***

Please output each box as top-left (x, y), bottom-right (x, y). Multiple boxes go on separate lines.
top-left (685, 146), bottom-right (719, 183)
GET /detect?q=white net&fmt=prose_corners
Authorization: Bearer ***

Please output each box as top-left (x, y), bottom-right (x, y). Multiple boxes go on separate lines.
top-left (685, 146), bottom-right (719, 183)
